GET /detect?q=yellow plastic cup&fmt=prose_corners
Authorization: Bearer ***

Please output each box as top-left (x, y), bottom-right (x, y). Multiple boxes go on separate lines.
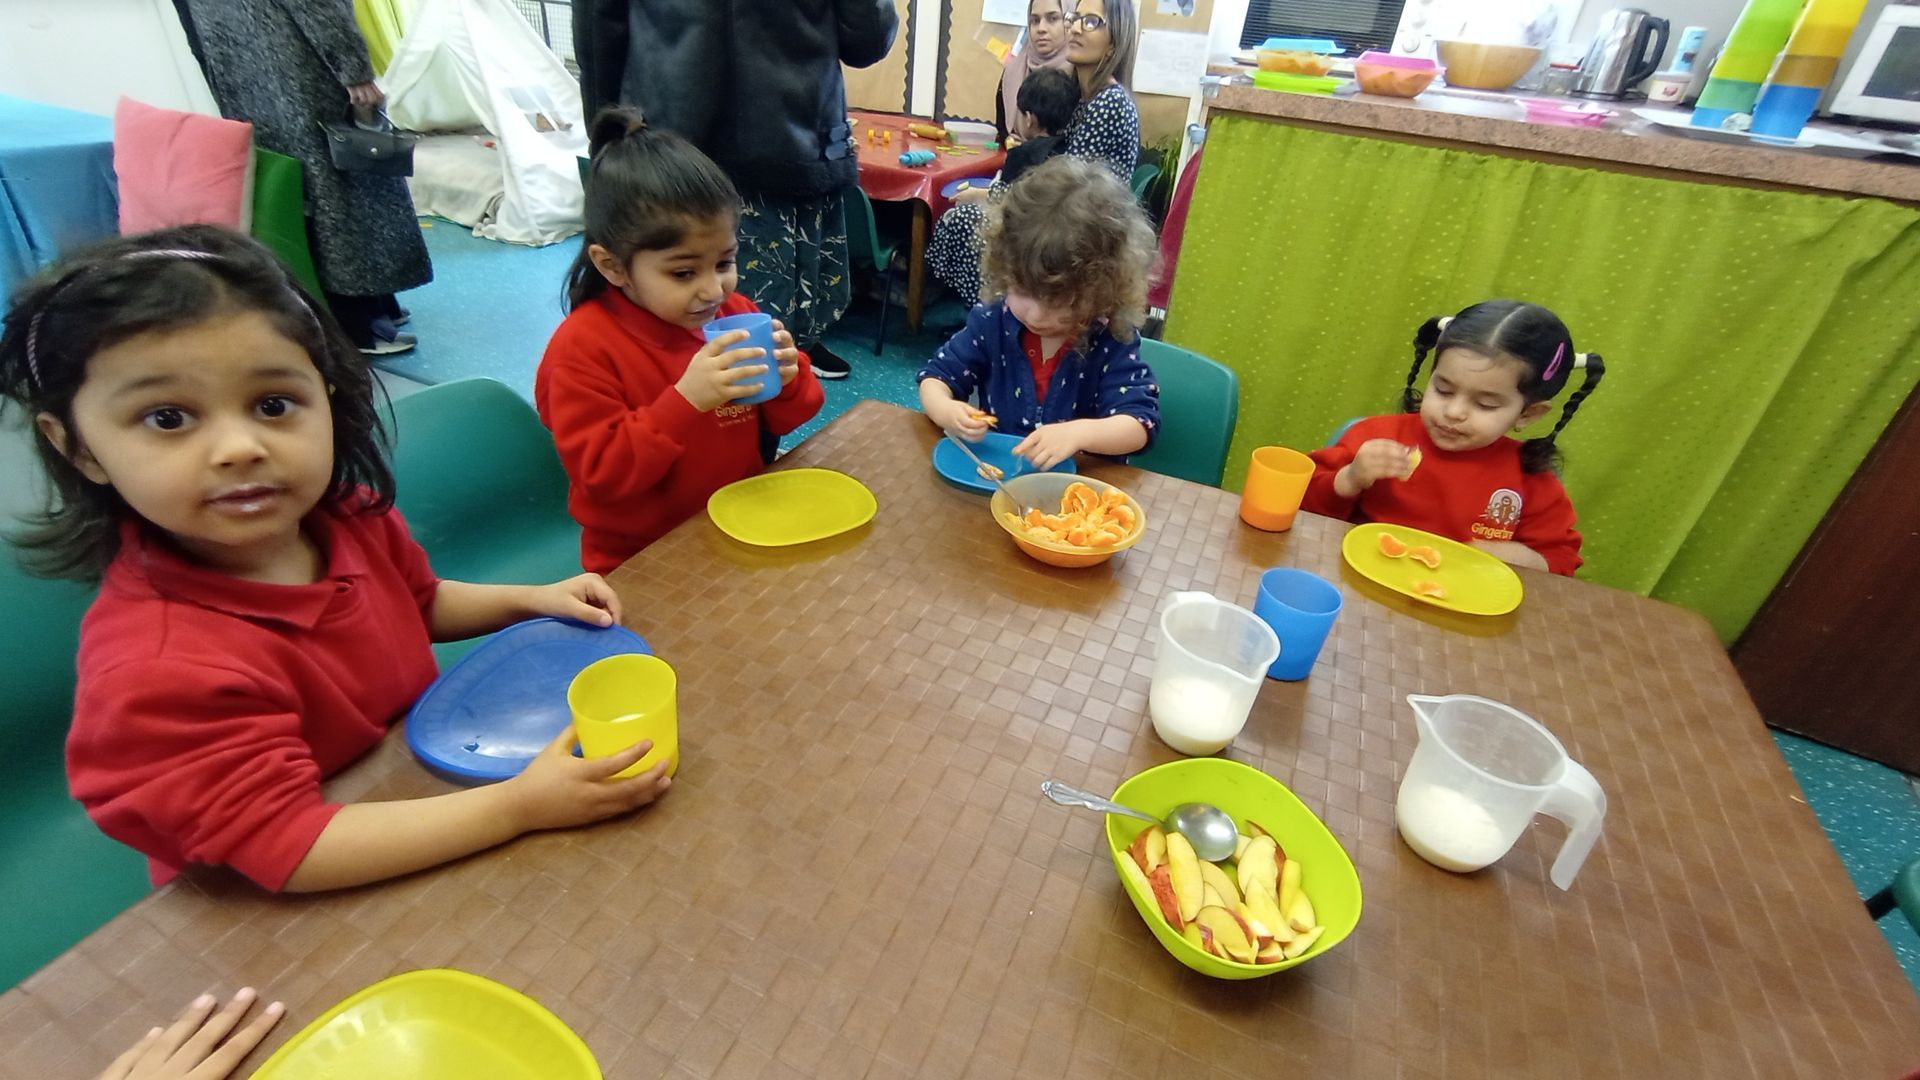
top-left (1239, 446), bottom-right (1315, 531)
top-left (568, 654), bottom-right (678, 779)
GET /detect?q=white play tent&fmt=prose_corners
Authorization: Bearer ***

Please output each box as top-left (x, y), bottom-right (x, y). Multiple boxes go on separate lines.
top-left (381, 0), bottom-right (587, 245)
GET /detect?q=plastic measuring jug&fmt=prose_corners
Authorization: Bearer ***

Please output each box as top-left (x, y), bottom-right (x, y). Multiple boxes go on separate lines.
top-left (1148, 592), bottom-right (1280, 756)
top-left (1395, 694), bottom-right (1605, 889)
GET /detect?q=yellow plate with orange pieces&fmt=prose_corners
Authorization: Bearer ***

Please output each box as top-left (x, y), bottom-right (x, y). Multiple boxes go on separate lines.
top-left (1339, 523), bottom-right (1523, 616)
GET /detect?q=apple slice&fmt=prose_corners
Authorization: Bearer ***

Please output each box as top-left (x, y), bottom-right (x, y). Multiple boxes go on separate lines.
top-left (1227, 903), bottom-right (1267, 948)
top-left (1165, 832), bottom-right (1205, 925)
top-left (1278, 857), bottom-right (1302, 916)
top-left (1128, 825), bottom-right (1168, 874)
top-left (1197, 860), bottom-right (1241, 908)
top-left (1282, 924), bottom-right (1325, 959)
top-left (1255, 940), bottom-right (1287, 964)
top-left (1232, 834), bottom-right (1252, 863)
top-left (1243, 820), bottom-right (1272, 842)
top-left (1286, 890), bottom-right (1317, 935)
top-left (1238, 837), bottom-right (1279, 900)
top-left (1192, 905), bottom-right (1257, 964)
top-left (1147, 865), bottom-right (1184, 930)
top-left (1201, 884), bottom-right (1229, 911)
top-left (1117, 846), bottom-right (1155, 900)
top-left (1243, 821), bottom-right (1288, 863)
top-left (1182, 922), bottom-right (1207, 951)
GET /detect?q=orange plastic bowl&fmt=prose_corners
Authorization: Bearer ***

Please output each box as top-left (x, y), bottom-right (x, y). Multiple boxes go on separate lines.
top-left (989, 473), bottom-right (1146, 568)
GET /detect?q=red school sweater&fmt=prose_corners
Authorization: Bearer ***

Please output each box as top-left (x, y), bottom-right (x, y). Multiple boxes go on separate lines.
top-left (535, 291), bottom-right (825, 574)
top-left (1303, 413), bottom-right (1584, 576)
top-left (67, 500), bottom-right (441, 890)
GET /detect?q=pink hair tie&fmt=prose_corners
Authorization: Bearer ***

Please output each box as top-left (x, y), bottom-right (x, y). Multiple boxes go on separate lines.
top-left (1543, 342), bottom-right (1567, 382)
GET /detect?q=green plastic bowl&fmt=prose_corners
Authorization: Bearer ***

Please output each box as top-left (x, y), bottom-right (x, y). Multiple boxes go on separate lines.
top-left (1105, 758), bottom-right (1362, 979)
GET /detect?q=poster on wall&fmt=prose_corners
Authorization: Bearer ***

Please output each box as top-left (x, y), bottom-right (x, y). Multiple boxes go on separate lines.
top-left (1157, 0), bottom-right (1197, 14)
top-left (981, 0), bottom-right (1028, 26)
top-left (1133, 28), bottom-right (1209, 96)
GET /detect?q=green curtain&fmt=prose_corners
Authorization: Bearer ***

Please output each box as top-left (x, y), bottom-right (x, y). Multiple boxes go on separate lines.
top-left (250, 148), bottom-right (325, 301)
top-left (355, 0), bottom-right (412, 76)
top-left (1166, 114), bottom-right (1920, 642)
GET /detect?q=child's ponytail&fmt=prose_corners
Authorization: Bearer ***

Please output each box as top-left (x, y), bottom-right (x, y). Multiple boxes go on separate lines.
top-left (1399, 315), bottom-right (1447, 413)
top-left (1519, 352), bottom-right (1605, 474)
top-left (564, 105), bottom-right (741, 312)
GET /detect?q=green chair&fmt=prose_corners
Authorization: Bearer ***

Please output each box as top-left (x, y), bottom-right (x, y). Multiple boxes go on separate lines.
top-left (842, 185), bottom-right (899, 355)
top-left (1327, 417), bottom-right (1363, 446)
top-left (1131, 338), bottom-right (1239, 487)
top-left (0, 554), bottom-right (149, 991)
top-left (387, 378), bottom-right (584, 665)
top-left (1130, 162), bottom-right (1161, 204)
top-left (1867, 857), bottom-right (1920, 935)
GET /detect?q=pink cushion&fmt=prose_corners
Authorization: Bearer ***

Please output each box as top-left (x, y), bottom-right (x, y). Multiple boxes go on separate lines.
top-left (113, 97), bottom-right (254, 234)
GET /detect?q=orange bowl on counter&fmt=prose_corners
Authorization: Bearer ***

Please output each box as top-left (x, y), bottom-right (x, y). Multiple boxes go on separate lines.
top-left (1353, 50), bottom-right (1440, 98)
top-left (1434, 40), bottom-right (1542, 90)
top-left (1257, 49), bottom-right (1336, 76)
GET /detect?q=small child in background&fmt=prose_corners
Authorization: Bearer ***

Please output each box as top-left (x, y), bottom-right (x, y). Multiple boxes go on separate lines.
top-left (537, 106), bottom-right (824, 573)
top-left (0, 226), bottom-right (672, 894)
top-left (998, 67), bottom-right (1079, 188)
top-left (918, 155), bottom-right (1159, 469)
top-left (1304, 299), bottom-right (1605, 575)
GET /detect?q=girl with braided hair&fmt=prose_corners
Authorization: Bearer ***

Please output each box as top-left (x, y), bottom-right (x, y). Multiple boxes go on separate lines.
top-left (1303, 300), bottom-right (1606, 576)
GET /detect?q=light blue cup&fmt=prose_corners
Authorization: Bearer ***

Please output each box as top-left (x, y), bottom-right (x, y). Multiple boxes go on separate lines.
top-left (702, 312), bottom-right (781, 406)
top-left (1253, 568), bottom-right (1343, 681)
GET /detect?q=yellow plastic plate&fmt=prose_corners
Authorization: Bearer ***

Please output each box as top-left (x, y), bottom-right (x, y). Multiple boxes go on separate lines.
top-left (252, 969), bottom-right (600, 1079)
top-left (1340, 522), bottom-right (1523, 616)
top-left (1106, 758), bottom-right (1362, 979)
top-left (706, 468), bottom-right (877, 546)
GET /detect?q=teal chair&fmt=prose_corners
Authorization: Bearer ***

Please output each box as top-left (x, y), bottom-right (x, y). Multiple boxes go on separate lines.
top-left (842, 186), bottom-right (899, 355)
top-left (0, 554), bottom-right (149, 991)
top-left (387, 378), bottom-right (584, 665)
top-left (1131, 338), bottom-right (1239, 487)
top-left (1327, 417), bottom-right (1363, 446)
top-left (1130, 162), bottom-right (1161, 204)
top-left (1867, 857), bottom-right (1920, 934)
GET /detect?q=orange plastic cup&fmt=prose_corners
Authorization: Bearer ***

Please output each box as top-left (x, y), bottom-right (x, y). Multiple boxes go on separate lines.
top-left (1239, 446), bottom-right (1315, 531)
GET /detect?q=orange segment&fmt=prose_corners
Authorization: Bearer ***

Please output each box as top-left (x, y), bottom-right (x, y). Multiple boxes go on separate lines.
top-left (1412, 580), bottom-right (1446, 599)
top-left (1378, 533), bottom-right (1409, 559)
top-left (1407, 546), bottom-right (1442, 570)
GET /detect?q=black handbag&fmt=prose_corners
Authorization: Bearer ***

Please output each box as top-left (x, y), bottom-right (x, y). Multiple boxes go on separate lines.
top-left (318, 108), bottom-right (417, 176)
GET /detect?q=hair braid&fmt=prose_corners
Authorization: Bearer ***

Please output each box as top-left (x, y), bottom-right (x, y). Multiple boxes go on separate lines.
top-left (1519, 353), bottom-right (1605, 473)
top-left (1401, 316), bottom-right (1444, 413)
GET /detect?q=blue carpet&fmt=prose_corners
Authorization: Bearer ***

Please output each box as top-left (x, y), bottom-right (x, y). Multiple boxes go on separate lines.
top-left (1773, 731), bottom-right (1920, 993)
top-left (380, 223), bottom-right (1920, 998)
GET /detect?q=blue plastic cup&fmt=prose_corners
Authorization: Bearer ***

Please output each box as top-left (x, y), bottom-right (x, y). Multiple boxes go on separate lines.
top-left (1252, 568), bottom-right (1343, 681)
top-left (702, 312), bottom-right (781, 406)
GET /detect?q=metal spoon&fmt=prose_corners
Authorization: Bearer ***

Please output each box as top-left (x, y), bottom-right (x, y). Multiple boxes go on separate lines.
top-left (942, 427), bottom-right (1030, 512)
top-left (1039, 780), bottom-right (1239, 862)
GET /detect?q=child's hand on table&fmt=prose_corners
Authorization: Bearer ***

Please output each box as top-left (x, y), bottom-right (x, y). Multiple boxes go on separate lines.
top-left (1014, 422), bottom-right (1088, 471)
top-left (98, 988), bottom-right (284, 1080)
top-left (929, 396), bottom-right (993, 440)
top-left (1470, 539), bottom-right (1549, 572)
top-left (770, 319), bottom-right (801, 387)
top-left (677, 329), bottom-right (768, 412)
top-left (507, 728), bottom-right (671, 832)
top-left (1335, 439), bottom-right (1415, 497)
top-left (526, 573), bottom-right (623, 628)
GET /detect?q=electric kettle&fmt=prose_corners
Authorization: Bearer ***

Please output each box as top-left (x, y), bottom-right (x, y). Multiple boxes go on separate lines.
top-left (1570, 8), bottom-right (1671, 99)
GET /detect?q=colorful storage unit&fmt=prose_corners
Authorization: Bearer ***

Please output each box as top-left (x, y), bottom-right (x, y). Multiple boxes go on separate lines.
top-left (1692, 0), bottom-right (1806, 128)
top-left (1750, 0), bottom-right (1870, 139)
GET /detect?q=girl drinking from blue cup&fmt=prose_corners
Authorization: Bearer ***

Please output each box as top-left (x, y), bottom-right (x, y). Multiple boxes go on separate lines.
top-left (1304, 300), bottom-right (1605, 575)
top-left (0, 225), bottom-right (673, 893)
top-left (538, 106), bottom-right (825, 573)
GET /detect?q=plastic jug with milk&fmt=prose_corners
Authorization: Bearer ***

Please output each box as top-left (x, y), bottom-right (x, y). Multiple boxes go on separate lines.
top-left (1394, 694), bottom-right (1606, 889)
top-left (1148, 592), bottom-right (1280, 756)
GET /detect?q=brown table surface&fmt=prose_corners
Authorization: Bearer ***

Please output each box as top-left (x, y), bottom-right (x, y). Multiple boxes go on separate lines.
top-left (5, 402), bottom-right (1917, 1080)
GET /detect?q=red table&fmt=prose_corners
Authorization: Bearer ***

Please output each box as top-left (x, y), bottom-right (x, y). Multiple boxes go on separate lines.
top-left (849, 110), bottom-right (1005, 333)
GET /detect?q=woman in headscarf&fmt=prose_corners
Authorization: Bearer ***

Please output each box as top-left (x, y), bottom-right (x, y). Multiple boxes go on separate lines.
top-left (995, 0), bottom-right (1072, 144)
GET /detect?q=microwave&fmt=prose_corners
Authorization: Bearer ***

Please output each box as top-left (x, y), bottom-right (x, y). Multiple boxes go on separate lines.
top-left (1238, 0), bottom-right (1439, 54)
top-left (1831, 4), bottom-right (1920, 126)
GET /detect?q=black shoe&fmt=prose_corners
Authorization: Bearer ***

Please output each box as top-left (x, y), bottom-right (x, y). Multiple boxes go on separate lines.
top-left (807, 340), bottom-right (851, 380)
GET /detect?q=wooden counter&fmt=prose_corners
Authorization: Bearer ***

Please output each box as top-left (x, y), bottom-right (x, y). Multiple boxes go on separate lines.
top-left (1205, 82), bottom-right (1920, 204)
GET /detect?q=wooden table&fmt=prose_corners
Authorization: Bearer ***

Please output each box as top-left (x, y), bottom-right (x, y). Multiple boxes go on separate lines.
top-left (5, 402), bottom-right (1916, 1079)
top-left (848, 111), bottom-right (1004, 334)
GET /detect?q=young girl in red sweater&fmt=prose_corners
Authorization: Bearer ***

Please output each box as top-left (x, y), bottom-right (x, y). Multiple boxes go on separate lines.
top-left (0, 226), bottom-right (671, 894)
top-left (1304, 300), bottom-right (1606, 576)
top-left (537, 107), bottom-right (825, 573)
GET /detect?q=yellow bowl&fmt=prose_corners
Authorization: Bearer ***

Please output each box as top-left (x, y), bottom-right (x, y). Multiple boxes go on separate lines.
top-left (989, 473), bottom-right (1146, 568)
top-left (1104, 758), bottom-right (1362, 979)
top-left (1434, 40), bottom-right (1543, 90)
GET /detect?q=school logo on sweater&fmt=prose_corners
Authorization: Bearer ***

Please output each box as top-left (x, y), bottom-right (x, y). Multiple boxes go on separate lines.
top-left (1471, 488), bottom-right (1523, 541)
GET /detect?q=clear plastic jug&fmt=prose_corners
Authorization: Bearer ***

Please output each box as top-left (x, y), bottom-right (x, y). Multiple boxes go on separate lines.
top-left (1395, 694), bottom-right (1606, 889)
top-left (1148, 592), bottom-right (1280, 756)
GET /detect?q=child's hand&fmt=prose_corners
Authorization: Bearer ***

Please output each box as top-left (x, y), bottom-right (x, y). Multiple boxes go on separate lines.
top-left (528, 573), bottom-right (622, 627)
top-left (676, 329), bottom-right (768, 412)
top-left (98, 988), bottom-right (285, 1080)
top-left (930, 397), bottom-right (992, 440)
top-left (770, 319), bottom-right (801, 387)
top-left (951, 185), bottom-right (992, 205)
top-left (1013, 422), bottom-right (1084, 471)
top-left (1347, 439), bottom-right (1416, 489)
top-left (507, 728), bottom-right (672, 833)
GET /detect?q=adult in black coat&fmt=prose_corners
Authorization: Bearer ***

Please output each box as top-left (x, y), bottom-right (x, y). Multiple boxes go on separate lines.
top-left (574, 0), bottom-right (899, 378)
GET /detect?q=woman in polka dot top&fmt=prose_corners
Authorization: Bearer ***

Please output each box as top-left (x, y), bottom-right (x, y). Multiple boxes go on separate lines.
top-left (918, 156), bottom-right (1160, 470)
